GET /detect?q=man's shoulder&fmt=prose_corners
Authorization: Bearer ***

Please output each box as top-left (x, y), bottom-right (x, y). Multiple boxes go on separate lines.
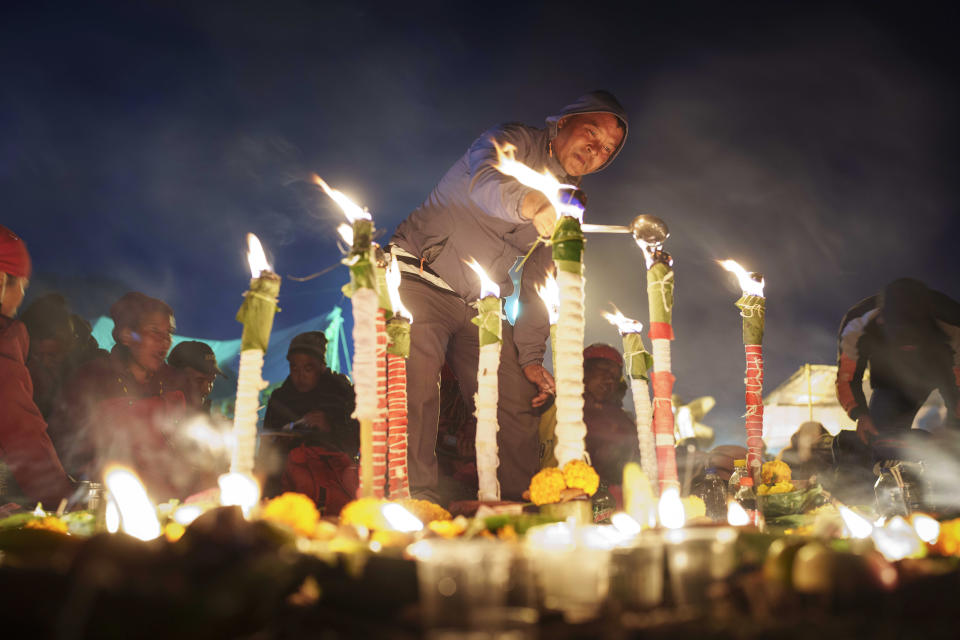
top-left (320, 369), bottom-right (353, 389)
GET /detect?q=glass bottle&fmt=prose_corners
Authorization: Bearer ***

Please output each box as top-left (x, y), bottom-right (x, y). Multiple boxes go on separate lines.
top-left (700, 467), bottom-right (728, 522)
top-left (592, 481), bottom-right (616, 524)
top-left (735, 476), bottom-right (759, 526)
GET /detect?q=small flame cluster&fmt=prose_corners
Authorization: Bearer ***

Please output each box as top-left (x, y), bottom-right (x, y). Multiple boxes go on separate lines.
top-left (601, 304), bottom-right (644, 335)
top-left (719, 259), bottom-right (765, 297)
top-left (492, 139), bottom-right (583, 222)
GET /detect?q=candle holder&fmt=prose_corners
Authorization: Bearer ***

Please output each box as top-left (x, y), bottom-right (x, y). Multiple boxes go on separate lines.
top-left (610, 531), bottom-right (665, 610)
top-left (663, 526), bottom-right (737, 609)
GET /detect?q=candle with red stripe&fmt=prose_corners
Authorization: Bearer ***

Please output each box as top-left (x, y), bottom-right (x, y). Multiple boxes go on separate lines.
top-left (632, 215), bottom-right (679, 494)
top-left (384, 254), bottom-right (412, 499)
top-left (720, 259), bottom-right (766, 478)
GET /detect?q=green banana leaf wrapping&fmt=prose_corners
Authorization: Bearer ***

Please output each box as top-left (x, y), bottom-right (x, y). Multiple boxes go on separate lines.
top-left (471, 296), bottom-right (503, 346)
top-left (735, 294), bottom-right (766, 345)
top-left (236, 272), bottom-right (280, 352)
top-left (342, 219), bottom-right (377, 295)
top-left (386, 316), bottom-right (411, 357)
top-left (646, 262), bottom-right (674, 325)
top-left (551, 215), bottom-right (584, 271)
top-left (758, 483), bottom-right (824, 518)
top-left (622, 333), bottom-right (653, 381)
top-left (376, 262), bottom-right (392, 313)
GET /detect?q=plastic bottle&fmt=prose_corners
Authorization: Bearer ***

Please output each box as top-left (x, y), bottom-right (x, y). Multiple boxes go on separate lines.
top-left (735, 476), bottom-right (760, 526)
top-left (728, 459), bottom-right (747, 498)
top-left (700, 467), bottom-right (728, 522)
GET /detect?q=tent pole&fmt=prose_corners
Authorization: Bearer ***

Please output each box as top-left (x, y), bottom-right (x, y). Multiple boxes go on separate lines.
top-left (805, 363), bottom-right (813, 421)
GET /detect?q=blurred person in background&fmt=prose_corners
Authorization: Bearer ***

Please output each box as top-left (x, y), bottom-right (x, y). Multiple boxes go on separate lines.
top-left (258, 331), bottom-right (359, 512)
top-left (168, 340), bottom-right (224, 413)
top-left (20, 293), bottom-right (77, 418)
top-left (48, 292), bottom-right (204, 498)
top-left (0, 224), bottom-right (73, 508)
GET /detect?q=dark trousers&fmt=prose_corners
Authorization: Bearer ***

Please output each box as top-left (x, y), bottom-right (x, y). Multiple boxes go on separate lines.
top-left (399, 275), bottom-right (540, 502)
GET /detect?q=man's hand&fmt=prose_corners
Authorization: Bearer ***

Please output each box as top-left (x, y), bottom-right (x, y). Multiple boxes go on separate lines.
top-left (523, 363), bottom-right (556, 408)
top-left (300, 410), bottom-right (330, 431)
top-left (521, 192), bottom-right (557, 238)
top-left (856, 413), bottom-right (878, 445)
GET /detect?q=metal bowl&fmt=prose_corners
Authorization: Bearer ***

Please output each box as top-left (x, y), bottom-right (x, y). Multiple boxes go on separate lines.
top-left (630, 215), bottom-right (669, 246)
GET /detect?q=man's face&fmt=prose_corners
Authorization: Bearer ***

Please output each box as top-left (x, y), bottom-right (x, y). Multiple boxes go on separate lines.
top-left (125, 311), bottom-right (174, 374)
top-left (183, 366), bottom-right (216, 407)
top-left (1, 275), bottom-right (28, 318)
top-left (552, 113), bottom-right (624, 176)
top-left (584, 358), bottom-right (622, 406)
top-left (29, 337), bottom-right (69, 373)
top-left (289, 352), bottom-right (324, 393)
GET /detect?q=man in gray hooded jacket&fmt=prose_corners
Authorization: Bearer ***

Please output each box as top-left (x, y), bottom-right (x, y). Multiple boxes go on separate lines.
top-left (390, 91), bottom-right (628, 503)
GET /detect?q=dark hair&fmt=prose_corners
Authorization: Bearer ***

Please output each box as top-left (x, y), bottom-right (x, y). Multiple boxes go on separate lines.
top-left (110, 292), bottom-right (174, 343)
top-left (20, 293), bottom-right (75, 346)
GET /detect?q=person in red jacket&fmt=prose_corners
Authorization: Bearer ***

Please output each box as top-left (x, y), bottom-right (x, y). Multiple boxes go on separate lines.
top-left (0, 224), bottom-right (74, 508)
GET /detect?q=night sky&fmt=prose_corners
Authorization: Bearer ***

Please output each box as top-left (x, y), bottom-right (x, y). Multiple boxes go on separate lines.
top-left (3, 1), bottom-right (957, 444)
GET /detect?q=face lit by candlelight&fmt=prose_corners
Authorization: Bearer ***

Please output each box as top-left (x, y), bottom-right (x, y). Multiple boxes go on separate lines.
top-left (123, 311), bottom-right (174, 375)
top-left (0, 273), bottom-right (28, 318)
top-left (584, 358), bottom-right (622, 407)
top-left (552, 113), bottom-right (624, 176)
top-left (289, 352), bottom-right (324, 393)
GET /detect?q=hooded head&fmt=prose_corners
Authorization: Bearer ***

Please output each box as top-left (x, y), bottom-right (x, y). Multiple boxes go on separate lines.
top-left (546, 90), bottom-right (628, 176)
top-left (0, 225), bottom-right (31, 318)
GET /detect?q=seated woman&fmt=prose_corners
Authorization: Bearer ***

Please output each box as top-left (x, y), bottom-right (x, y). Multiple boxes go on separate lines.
top-left (49, 292), bottom-right (212, 499)
top-left (258, 331), bottom-right (359, 512)
top-left (0, 225), bottom-right (73, 508)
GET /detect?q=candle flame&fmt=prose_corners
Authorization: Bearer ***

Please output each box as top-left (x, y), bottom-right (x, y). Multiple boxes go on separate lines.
top-left (601, 304), bottom-right (643, 334)
top-left (246, 233), bottom-right (273, 278)
top-left (727, 500), bottom-right (751, 526)
top-left (872, 516), bottom-right (924, 561)
top-left (911, 514), bottom-right (940, 544)
top-left (492, 139), bottom-right (583, 223)
top-left (32, 503), bottom-right (45, 517)
top-left (658, 486), bottom-right (686, 529)
top-left (465, 258), bottom-right (500, 298)
top-left (337, 223), bottom-right (354, 246)
top-left (218, 472), bottom-right (261, 518)
top-left (536, 273), bottom-right (559, 325)
top-left (838, 505), bottom-right (874, 539)
top-left (105, 496), bottom-right (121, 533)
top-left (103, 465), bottom-right (162, 541)
top-left (610, 511), bottom-right (643, 537)
top-left (314, 174), bottom-right (372, 223)
top-left (386, 255), bottom-right (413, 322)
top-left (173, 504), bottom-right (203, 526)
top-left (719, 259), bottom-right (764, 297)
top-left (381, 503), bottom-right (424, 533)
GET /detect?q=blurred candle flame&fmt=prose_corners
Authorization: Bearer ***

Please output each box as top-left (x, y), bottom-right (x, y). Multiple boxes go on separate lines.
top-left (611, 511), bottom-right (643, 537)
top-left (246, 233), bottom-right (272, 278)
top-left (727, 500), bottom-right (751, 526)
top-left (658, 486), bottom-right (685, 529)
top-left (218, 472), bottom-right (261, 518)
top-left (337, 223), bottom-right (354, 246)
top-left (314, 174), bottom-right (372, 223)
top-left (719, 259), bottom-right (764, 297)
top-left (386, 255), bottom-right (414, 322)
top-left (838, 505), bottom-right (874, 539)
top-left (104, 465), bottom-right (162, 541)
top-left (465, 259), bottom-right (500, 298)
top-left (601, 305), bottom-right (644, 335)
top-left (105, 496), bottom-right (121, 534)
top-left (173, 504), bottom-right (203, 526)
top-left (873, 516), bottom-right (924, 561)
top-left (381, 503), bottom-right (423, 533)
top-left (492, 139), bottom-right (583, 222)
top-left (911, 514), bottom-right (940, 544)
top-left (536, 274), bottom-right (560, 325)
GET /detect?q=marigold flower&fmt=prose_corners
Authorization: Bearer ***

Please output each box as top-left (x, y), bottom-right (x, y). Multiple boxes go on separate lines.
top-left (24, 516), bottom-right (68, 534)
top-left (428, 517), bottom-right (467, 538)
top-left (262, 492), bottom-right (320, 537)
top-left (340, 497), bottom-right (389, 530)
top-left (397, 498), bottom-right (451, 524)
top-left (762, 460), bottom-right (791, 485)
top-left (562, 460), bottom-right (600, 497)
top-left (933, 519), bottom-right (960, 556)
top-left (529, 467), bottom-right (567, 505)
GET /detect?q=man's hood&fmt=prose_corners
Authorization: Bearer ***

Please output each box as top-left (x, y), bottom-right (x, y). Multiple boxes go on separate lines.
top-left (546, 90), bottom-right (628, 172)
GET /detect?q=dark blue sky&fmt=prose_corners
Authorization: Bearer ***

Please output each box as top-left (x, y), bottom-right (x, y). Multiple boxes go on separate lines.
top-left (3, 1), bottom-right (957, 443)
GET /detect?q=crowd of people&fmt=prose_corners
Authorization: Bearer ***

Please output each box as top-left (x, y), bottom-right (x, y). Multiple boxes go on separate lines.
top-left (3, 89), bottom-right (959, 517)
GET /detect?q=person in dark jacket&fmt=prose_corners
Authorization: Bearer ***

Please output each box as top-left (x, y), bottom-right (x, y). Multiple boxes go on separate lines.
top-left (20, 293), bottom-right (76, 418)
top-left (836, 278), bottom-right (960, 446)
top-left (168, 340), bottom-right (225, 412)
top-left (259, 331), bottom-right (359, 499)
top-left (0, 224), bottom-right (73, 508)
top-left (390, 91), bottom-right (628, 502)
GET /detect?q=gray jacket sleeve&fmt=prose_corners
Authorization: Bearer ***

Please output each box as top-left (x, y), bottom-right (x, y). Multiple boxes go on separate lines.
top-left (513, 241), bottom-right (552, 367)
top-left (466, 124), bottom-right (537, 224)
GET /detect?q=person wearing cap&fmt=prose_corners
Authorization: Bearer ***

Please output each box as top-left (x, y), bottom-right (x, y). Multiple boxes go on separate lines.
top-left (836, 278), bottom-right (960, 447)
top-left (168, 340), bottom-right (225, 412)
top-left (389, 91), bottom-right (628, 503)
top-left (539, 343), bottom-right (640, 484)
top-left (0, 224), bottom-right (74, 507)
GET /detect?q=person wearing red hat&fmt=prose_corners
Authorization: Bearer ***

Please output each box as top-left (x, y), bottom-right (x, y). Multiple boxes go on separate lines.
top-left (0, 224), bottom-right (74, 507)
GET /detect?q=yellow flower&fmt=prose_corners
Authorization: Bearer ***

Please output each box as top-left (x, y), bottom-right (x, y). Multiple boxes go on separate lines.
top-left (340, 497), bottom-right (389, 530)
top-left (933, 519), bottom-right (960, 556)
top-left (529, 467), bottom-right (567, 505)
top-left (24, 516), bottom-right (68, 534)
top-left (370, 529), bottom-right (413, 549)
top-left (428, 517), bottom-right (467, 539)
top-left (398, 498), bottom-right (451, 524)
top-left (682, 495), bottom-right (706, 521)
top-left (762, 460), bottom-right (791, 485)
top-left (562, 460), bottom-right (600, 497)
top-left (164, 521), bottom-right (186, 543)
top-left (262, 492), bottom-right (320, 537)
